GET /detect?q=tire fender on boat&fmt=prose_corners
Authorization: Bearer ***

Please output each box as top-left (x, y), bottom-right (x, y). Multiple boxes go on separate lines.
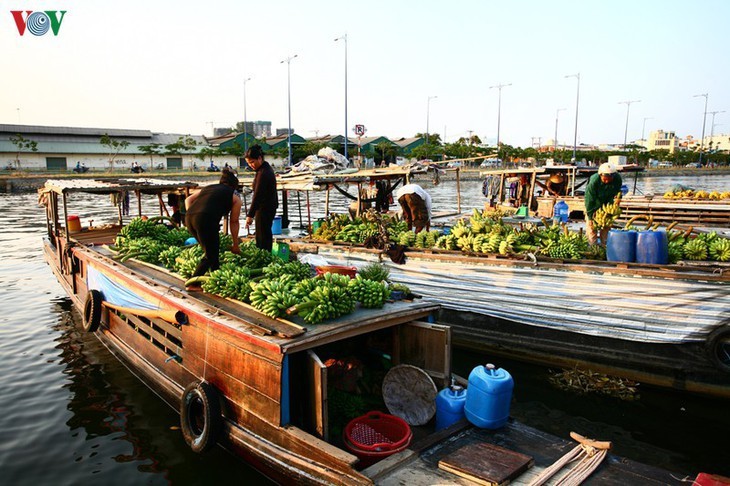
top-left (706, 324), bottom-right (730, 373)
top-left (83, 290), bottom-right (103, 332)
top-left (181, 381), bottom-right (221, 453)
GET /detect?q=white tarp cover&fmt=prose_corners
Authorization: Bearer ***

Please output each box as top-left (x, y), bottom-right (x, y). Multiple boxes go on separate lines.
top-left (317, 247), bottom-right (730, 344)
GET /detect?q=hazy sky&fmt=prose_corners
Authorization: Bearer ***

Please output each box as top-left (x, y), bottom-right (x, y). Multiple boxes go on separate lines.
top-left (3, 0), bottom-right (729, 148)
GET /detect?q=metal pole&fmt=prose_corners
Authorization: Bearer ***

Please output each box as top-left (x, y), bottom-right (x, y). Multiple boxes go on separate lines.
top-left (426, 95), bottom-right (437, 157)
top-left (243, 76), bottom-right (252, 154)
top-left (335, 35), bottom-right (348, 161)
top-left (641, 117), bottom-right (652, 142)
top-left (281, 55), bottom-right (298, 166)
top-left (619, 100), bottom-right (641, 149)
top-left (694, 93), bottom-right (708, 165)
top-left (489, 83), bottom-right (511, 152)
top-left (709, 110), bottom-right (725, 142)
top-left (554, 108), bottom-right (565, 152)
top-left (564, 73), bottom-right (580, 161)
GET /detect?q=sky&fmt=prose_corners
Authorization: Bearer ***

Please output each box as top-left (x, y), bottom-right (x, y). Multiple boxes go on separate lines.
top-left (2, 0), bottom-right (730, 148)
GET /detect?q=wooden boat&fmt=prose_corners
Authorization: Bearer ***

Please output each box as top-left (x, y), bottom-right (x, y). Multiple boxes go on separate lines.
top-left (289, 240), bottom-right (730, 400)
top-left (39, 178), bottom-right (692, 484)
top-left (480, 165), bottom-right (730, 228)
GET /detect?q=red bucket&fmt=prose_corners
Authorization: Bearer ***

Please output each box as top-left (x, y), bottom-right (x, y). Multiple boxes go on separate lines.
top-left (315, 265), bottom-right (358, 278)
top-left (344, 412), bottom-right (412, 467)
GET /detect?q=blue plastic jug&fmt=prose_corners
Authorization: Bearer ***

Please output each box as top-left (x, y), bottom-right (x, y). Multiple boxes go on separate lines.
top-left (435, 385), bottom-right (467, 431)
top-left (464, 363), bottom-right (513, 429)
top-left (636, 230), bottom-right (668, 264)
top-left (553, 200), bottom-right (569, 223)
top-left (606, 230), bottom-right (637, 262)
top-left (271, 216), bottom-right (282, 235)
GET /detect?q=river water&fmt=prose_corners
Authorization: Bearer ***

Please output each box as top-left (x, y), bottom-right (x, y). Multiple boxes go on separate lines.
top-left (1, 174), bottom-right (728, 484)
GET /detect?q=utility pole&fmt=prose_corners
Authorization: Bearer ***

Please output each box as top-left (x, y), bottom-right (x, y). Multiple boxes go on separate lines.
top-left (554, 108), bottom-right (565, 152)
top-left (564, 73), bottom-right (580, 161)
top-left (243, 76), bottom-right (252, 154)
top-left (207, 121), bottom-right (216, 137)
top-left (489, 83), bottom-right (511, 152)
top-left (618, 100), bottom-right (640, 149)
top-left (693, 93), bottom-right (709, 165)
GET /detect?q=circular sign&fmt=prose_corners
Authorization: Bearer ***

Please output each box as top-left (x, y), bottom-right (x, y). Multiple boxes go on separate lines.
top-left (353, 124), bottom-right (366, 136)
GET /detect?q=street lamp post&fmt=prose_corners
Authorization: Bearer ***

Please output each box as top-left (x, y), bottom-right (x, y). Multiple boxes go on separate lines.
top-left (709, 110), bottom-right (725, 141)
top-left (641, 116), bottom-right (653, 142)
top-left (693, 93), bottom-right (709, 165)
top-left (489, 83), bottom-right (511, 153)
top-left (618, 99), bottom-right (641, 149)
top-left (564, 73), bottom-right (580, 161)
top-left (335, 34), bottom-right (348, 161)
top-left (426, 95), bottom-right (437, 157)
top-left (243, 76), bottom-right (252, 154)
top-left (554, 108), bottom-right (566, 152)
top-left (281, 55), bottom-right (298, 166)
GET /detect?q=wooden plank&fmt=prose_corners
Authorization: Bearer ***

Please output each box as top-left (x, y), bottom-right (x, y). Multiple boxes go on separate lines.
top-left (438, 442), bottom-right (534, 485)
top-left (306, 350), bottom-right (328, 441)
top-left (184, 324), bottom-right (282, 401)
top-left (398, 321), bottom-right (451, 389)
top-left (149, 316), bottom-right (182, 341)
top-left (203, 365), bottom-right (281, 425)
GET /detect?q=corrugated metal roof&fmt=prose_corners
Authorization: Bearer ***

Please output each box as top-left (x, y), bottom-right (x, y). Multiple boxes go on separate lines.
top-left (0, 123), bottom-right (152, 138)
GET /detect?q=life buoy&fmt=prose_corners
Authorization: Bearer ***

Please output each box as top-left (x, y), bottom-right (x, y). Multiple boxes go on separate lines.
top-left (83, 289), bottom-right (103, 332)
top-left (180, 381), bottom-right (221, 453)
top-left (705, 324), bottom-right (730, 373)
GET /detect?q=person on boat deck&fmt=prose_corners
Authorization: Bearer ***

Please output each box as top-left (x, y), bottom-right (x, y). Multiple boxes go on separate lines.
top-left (396, 183), bottom-right (432, 233)
top-left (546, 172), bottom-right (567, 196)
top-left (585, 162), bottom-right (623, 246)
top-left (184, 169), bottom-right (242, 285)
top-left (244, 144), bottom-right (278, 252)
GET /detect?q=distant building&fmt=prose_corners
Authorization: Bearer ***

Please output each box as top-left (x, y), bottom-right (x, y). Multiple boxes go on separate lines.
top-left (276, 128), bottom-right (294, 137)
top-left (647, 130), bottom-right (679, 153)
top-left (214, 127), bottom-right (231, 137)
top-left (252, 121), bottom-right (272, 138)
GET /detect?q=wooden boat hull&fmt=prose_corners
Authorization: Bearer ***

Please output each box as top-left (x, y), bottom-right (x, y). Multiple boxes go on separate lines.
top-left (301, 242), bottom-right (730, 399)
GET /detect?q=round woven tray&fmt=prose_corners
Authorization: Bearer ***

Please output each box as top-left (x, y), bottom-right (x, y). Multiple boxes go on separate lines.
top-left (382, 364), bottom-right (437, 426)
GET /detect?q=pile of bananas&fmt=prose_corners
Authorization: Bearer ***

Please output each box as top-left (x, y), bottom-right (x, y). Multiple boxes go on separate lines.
top-left (592, 195), bottom-right (622, 230)
top-left (348, 275), bottom-right (390, 309)
top-left (158, 246), bottom-right (183, 269)
top-left (335, 222), bottom-right (379, 243)
top-left (249, 276), bottom-right (300, 318)
top-left (114, 237), bottom-right (169, 264)
top-left (200, 266), bottom-right (254, 301)
top-left (663, 189), bottom-right (730, 200)
top-left (666, 228), bottom-right (730, 263)
top-left (288, 283), bottom-right (355, 324)
top-left (398, 230), bottom-right (416, 247)
top-left (175, 245), bottom-right (204, 278)
top-left (414, 230), bottom-right (440, 249)
top-left (262, 261), bottom-right (312, 281)
top-left (710, 238), bottom-right (730, 262)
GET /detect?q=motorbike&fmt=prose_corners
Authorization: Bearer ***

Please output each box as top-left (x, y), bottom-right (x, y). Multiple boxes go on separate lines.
top-left (73, 165), bottom-right (89, 173)
top-left (131, 165), bottom-right (145, 174)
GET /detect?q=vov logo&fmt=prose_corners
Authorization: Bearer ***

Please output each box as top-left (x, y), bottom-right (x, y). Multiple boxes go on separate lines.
top-left (11, 10), bottom-right (67, 36)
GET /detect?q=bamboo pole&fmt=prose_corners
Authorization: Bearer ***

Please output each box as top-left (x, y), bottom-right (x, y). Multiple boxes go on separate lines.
top-left (456, 167), bottom-right (462, 214)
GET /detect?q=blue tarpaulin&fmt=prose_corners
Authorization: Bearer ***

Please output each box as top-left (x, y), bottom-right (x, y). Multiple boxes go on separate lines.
top-left (87, 266), bottom-right (159, 311)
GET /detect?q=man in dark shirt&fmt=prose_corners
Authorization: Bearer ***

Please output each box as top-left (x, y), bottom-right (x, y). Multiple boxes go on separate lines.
top-left (184, 169), bottom-right (242, 284)
top-left (244, 145), bottom-right (278, 251)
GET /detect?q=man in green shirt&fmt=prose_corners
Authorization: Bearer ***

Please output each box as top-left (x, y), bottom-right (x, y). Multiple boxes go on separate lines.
top-left (585, 163), bottom-right (622, 245)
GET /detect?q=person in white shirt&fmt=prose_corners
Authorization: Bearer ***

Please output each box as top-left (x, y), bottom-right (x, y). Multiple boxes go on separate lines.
top-left (396, 183), bottom-right (432, 233)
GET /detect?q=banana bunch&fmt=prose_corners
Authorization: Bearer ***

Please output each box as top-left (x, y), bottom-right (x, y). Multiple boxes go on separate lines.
top-left (683, 238), bottom-right (708, 261)
top-left (668, 240), bottom-right (685, 264)
top-left (249, 277), bottom-right (299, 318)
top-left (480, 233), bottom-right (502, 253)
top-left (175, 245), bottom-right (204, 278)
top-left (231, 242), bottom-right (274, 269)
top-left (709, 238), bottom-right (730, 262)
top-left (387, 220), bottom-right (409, 241)
top-left (158, 246), bottom-right (183, 269)
top-left (348, 275), bottom-right (390, 309)
top-left (499, 233), bottom-right (517, 255)
top-left (201, 267), bottom-right (249, 300)
top-left (592, 196), bottom-right (622, 230)
top-left (263, 261), bottom-right (312, 282)
top-left (450, 220), bottom-right (470, 238)
top-left (413, 230), bottom-right (440, 249)
top-left (583, 244), bottom-right (606, 261)
top-left (155, 226), bottom-right (192, 247)
top-left (288, 284), bottom-right (355, 324)
top-left (398, 230), bottom-right (416, 247)
top-left (435, 234), bottom-right (458, 250)
top-left (457, 234), bottom-right (476, 252)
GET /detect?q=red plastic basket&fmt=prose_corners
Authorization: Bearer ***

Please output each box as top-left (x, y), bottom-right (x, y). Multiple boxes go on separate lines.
top-left (315, 265), bottom-right (358, 278)
top-left (344, 411), bottom-right (412, 452)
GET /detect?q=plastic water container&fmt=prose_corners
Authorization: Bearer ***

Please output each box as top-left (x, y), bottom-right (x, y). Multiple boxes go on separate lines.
top-left (67, 215), bottom-right (81, 233)
top-left (271, 216), bottom-right (282, 235)
top-left (636, 230), bottom-right (669, 265)
top-left (553, 200), bottom-right (569, 223)
top-left (620, 184), bottom-right (629, 196)
top-left (435, 385), bottom-right (467, 431)
top-left (606, 230), bottom-right (637, 262)
top-left (464, 363), bottom-right (513, 429)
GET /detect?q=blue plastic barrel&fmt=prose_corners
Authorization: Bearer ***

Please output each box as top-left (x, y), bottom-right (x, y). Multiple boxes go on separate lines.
top-left (435, 385), bottom-right (467, 431)
top-left (553, 200), bottom-right (569, 223)
top-left (606, 230), bottom-right (637, 262)
top-left (636, 230), bottom-right (668, 264)
top-left (271, 216), bottom-right (282, 235)
top-left (464, 363), bottom-right (513, 429)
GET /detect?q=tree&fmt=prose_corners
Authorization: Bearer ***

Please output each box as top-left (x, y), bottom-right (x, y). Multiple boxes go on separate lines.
top-left (138, 143), bottom-right (162, 169)
top-left (9, 134), bottom-right (38, 169)
top-left (373, 141), bottom-right (397, 165)
top-left (100, 134), bottom-right (130, 171)
top-left (164, 136), bottom-right (198, 169)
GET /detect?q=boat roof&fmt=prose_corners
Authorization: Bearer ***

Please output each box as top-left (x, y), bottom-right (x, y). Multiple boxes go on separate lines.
top-left (275, 166), bottom-right (426, 191)
top-left (480, 164), bottom-right (644, 177)
top-left (41, 178), bottom-right (199, 195)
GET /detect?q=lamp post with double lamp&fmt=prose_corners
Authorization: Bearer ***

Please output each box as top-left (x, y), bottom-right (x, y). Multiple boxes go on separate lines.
top-left (426, 95), bottom-right (437, 158)
top-left (618, 99), bottom-right (641, 149)
top-left (489, 83), bottom-right (511, 157)
top-left (243, 76), bottom-right (252, 154)
top-left (554, 108), bottom-right (566, 152)
top-left (281, 55), bottom-right (298, 166)
top-left (709, 110), bottom-right (725, 145)
top-left (564, 73), bottom-right (580, 162)
top-left (693, 93), bottom-right (708, 165)
top-left (334, 34), bottom-right (348, 161)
